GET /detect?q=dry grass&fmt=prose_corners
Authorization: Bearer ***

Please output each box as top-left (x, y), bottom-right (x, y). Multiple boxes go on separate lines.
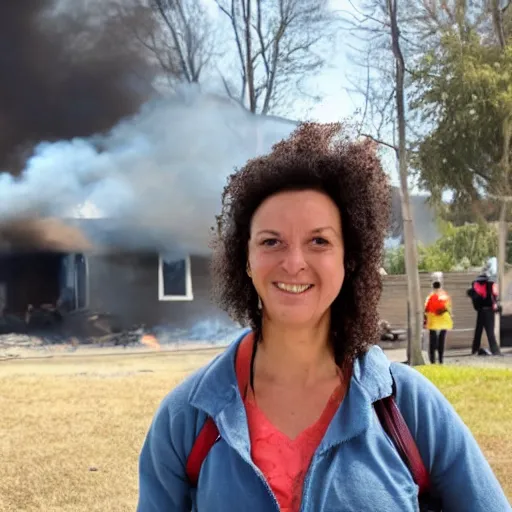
top-left (0, 350), bottom-right (510, 511)
top-left (0, 349), bottom-right (222, 512)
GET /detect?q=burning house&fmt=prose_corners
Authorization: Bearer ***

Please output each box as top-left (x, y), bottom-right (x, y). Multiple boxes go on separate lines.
top-left (0, 94), bottom-right (299, 342)
top-left (0, 217), bottom-right (236, 340)
top-left (0, 196), bottom-right (440, 343)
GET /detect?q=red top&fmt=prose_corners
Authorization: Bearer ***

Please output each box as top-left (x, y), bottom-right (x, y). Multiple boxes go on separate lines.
top-left (424, 290), bottom-right (450, 315)
top-left (236, 334), bottom-right (346, 512)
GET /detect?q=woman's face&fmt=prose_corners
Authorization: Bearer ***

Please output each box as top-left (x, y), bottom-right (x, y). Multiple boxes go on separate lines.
top-left (248, 189), bottom-right (345, 329)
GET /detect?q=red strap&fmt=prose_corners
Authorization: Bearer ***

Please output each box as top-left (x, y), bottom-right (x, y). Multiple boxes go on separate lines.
top-left (374, 396), bottom-right (431, 496)
top-left (185, 333), bottom-right (254, 486)
top-left (185, 417), bottom-right (220, 487)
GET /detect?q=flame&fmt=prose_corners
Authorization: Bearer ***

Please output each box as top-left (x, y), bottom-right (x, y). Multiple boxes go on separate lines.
top-left (140, 334), bottom-right (161, 351)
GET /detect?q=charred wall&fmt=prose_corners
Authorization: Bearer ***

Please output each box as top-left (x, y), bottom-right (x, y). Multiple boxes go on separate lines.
top-left (85, 253), bottom-right (234, 332)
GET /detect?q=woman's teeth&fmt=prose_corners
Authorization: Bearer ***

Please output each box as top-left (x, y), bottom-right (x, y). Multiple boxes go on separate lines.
top-left (276, 283), bottom-right (312, 293)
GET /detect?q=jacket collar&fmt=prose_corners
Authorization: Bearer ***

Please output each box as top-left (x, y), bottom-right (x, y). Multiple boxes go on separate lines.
top-left (189, 330), bottom-right (394, 456)
top-left (319, 340), bottom-right (393, 452)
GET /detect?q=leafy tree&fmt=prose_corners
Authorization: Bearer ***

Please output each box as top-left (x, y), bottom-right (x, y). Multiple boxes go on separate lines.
top-left (418, 243), bottom-right (457, 272)
top-left (437, 196), bottom-right (503, 225)
top-left (383, 245), bottom-right (407, 275)
top-left (410, 4), bottom-right (512, 320)
top-left (410, 30), bottom-right (512, 204)
top-left (434, 221), bottom-right (498, 267)
top-left (383, 221), bottom-right (499, 274)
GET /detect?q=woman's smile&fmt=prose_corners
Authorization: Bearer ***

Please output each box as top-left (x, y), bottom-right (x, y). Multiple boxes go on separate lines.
top-left (273, 282), bottom-right (314, 294)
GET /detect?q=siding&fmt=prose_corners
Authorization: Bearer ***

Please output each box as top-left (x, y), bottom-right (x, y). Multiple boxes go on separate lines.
top-left (85, 253), bottom-right (234, 334)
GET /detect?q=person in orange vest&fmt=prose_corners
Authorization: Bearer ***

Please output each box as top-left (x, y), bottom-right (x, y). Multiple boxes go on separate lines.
top-left (424, 272), bottom-right (453, 364)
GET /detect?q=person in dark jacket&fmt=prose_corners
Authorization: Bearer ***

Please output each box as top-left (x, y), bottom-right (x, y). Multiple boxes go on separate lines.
top-left (467, 267), bottom-right (502, 356)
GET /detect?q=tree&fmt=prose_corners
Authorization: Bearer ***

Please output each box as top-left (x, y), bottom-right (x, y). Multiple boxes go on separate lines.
top-left (344, 0), bottom-right (425, 365)
top-left (151, 0), bottom-right (218, 85)
top-left (490, 0), bottom-right (512, 323)
top-left (410, 3), bottom-right (512, 324)
top-left (116, 0), bottom-right (218, 89)
top-left (383, 221), bottom-right (499, 274)
top-left (213, 0), bottom-right (335, 114)
top-left (389, 0), bottom-right (425, 365)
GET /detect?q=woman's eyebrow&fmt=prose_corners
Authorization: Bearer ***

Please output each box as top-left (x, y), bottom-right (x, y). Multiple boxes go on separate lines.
top-left (311, 226), bottom-right (339, 235)
top-left (255, 227), bottom-right (339, 236)
top-left (255, 229), bottom-right (280, 237)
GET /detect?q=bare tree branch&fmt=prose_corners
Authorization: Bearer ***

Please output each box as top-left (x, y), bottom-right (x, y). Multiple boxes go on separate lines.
top-left (345, 0), bottom-right (426, 364)
top-left (119, 0), bottom-right (219, 89)
top-left (214, 0), bottom-right (336, 114)
top-left (361, 133), bottom-right (398, 152)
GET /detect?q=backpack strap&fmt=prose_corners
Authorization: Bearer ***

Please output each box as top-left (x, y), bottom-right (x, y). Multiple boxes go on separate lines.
top-left (185, 417), bottom-right (220, 487)
top-left (374, 380), bottom-right (432, 497)
top-left (185, 333), bottom-right (254, 487)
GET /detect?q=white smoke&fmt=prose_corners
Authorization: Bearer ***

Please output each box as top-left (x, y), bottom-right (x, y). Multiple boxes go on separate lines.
top-left (0, 86), bottom-right (297, 255)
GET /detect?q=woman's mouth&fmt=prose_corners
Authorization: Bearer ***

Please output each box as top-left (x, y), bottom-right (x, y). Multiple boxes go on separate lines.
top-left (274, 282), bottom-right (314, 294)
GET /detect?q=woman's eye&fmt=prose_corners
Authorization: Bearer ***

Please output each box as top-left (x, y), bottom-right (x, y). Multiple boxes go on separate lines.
top-left (312, 237), bottom-right (329, 246)
top-left (262, 238), bottom-right (280, 247)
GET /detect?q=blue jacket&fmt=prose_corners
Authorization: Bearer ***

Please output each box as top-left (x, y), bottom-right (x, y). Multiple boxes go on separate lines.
top-left (138, 331), bottom-right (510, 511)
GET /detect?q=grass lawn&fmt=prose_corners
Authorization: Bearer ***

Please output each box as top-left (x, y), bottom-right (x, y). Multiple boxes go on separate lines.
top-left (0, 349), bottom-right (510, 511)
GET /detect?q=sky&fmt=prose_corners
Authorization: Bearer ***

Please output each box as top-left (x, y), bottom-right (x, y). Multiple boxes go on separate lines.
top-left (228, 0), bottom-right (401, 187)
top-left (201, 0), bottom-right (363, 124)
top-left (297, 0), bottom-right (364, 124)
top-left (296, 0), bottom-right (411, 190)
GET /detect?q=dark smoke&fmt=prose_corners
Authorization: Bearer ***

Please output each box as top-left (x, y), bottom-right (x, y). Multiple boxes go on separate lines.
top-left (0, 218), bottom-right (92, 252)
top-left (0, 0), bottom-right (156, 173)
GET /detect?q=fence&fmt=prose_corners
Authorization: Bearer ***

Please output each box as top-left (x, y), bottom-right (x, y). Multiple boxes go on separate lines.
top-left (380, 272), bottom-right (480, 350)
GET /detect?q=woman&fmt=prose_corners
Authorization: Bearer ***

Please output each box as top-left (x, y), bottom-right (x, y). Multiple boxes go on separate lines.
top-left (424, 271), bottom-right (453, 364)
top-left (137, 124), bottom-right (509, 511)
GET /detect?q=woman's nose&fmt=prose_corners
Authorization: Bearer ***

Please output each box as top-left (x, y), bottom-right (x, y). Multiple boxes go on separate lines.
top-left (281, 246), bottom-right (307, 275)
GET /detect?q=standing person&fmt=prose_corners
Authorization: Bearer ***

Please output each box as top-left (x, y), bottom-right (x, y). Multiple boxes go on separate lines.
top-left (467, 266), bottom-right (502, 356)
top-left (424, 272), bottom-right (453, 364)
top-left (137, 123), bottom-right (509, 511)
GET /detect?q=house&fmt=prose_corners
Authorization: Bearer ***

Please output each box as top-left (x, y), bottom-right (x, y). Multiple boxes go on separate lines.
top-left (0, 96), bottom-right (299, 339)
top-left (387, 186), bottom-right (440, 247)
top-left (0, 195), bottom-right (251, 339)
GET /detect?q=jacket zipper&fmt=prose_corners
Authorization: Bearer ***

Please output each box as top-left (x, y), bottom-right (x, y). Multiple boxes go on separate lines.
top-left (238, 451), bottom-right (280, 511)
top-left (253, 464), bottom-right (281, 511)
top-left (299, 454), bottom-right (318, 512)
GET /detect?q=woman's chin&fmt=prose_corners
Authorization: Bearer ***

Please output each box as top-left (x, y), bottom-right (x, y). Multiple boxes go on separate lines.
top-left (264, 306), bottom-right (319, 327)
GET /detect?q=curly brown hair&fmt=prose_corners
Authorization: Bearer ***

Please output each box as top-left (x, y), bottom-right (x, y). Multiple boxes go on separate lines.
top-left (211, 122), bottom-right (390, 364)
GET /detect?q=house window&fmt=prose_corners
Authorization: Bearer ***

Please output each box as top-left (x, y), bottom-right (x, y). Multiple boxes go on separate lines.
top-left (158, 255), bottom-right (193, 301)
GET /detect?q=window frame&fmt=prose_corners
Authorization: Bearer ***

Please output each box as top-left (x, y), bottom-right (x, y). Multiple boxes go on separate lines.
top-left (158, 255), bottom-right (194, 301)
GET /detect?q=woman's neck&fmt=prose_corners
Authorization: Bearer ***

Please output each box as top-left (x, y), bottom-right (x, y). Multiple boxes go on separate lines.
top-left (256, 316), bottom-right (337, 387)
